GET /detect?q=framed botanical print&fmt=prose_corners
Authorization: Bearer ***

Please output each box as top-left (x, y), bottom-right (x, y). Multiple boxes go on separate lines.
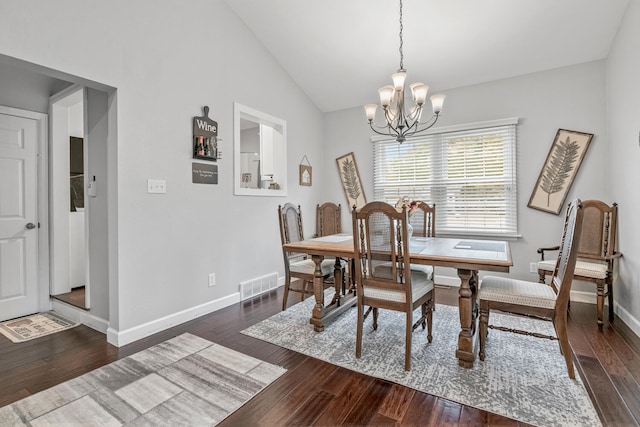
top-left (336, 152), bottom-right (366, 209)
top-left (528, 129), bottom-right (593, 214)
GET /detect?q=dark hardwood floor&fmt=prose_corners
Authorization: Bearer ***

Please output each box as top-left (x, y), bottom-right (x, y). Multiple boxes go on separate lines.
top-left (2, 285), bottom-right (639, 426)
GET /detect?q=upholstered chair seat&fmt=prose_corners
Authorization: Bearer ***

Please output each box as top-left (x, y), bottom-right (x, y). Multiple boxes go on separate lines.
top-left (479, 276), bottom-right (557, 310)
top-left (537, 259), bottom-right (608, 280)
top-left (290, 258), bottom-right (341, 276)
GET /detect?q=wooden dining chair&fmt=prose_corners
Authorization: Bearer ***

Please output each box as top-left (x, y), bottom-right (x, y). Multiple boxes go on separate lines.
top-left (352, 201), bottom-right (435, 371)
top-left (536, 200), bottom-right (621, 327)
top-left (316, 202), bottom-right (342, 237)
top-left (278, 203), bottom-right (335, 311)
top-left (479, 199), bottom-right (584, 379)
top-left (316, 202), bottom-right (351, 294)
top-left (409, 201), bottom-right (436, 238)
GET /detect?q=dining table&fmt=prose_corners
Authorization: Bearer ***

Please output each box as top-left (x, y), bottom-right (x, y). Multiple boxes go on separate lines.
top-left (283, 233), bottom-right (512, 369)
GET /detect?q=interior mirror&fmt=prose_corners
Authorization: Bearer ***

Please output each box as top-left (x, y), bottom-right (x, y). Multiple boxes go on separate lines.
top-left (234, 103), bottom-right (287, 196)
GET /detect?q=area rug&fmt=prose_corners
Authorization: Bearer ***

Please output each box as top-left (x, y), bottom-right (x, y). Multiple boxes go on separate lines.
top-left (0, 312), bottom-right (79, 343)
top-left (0, 333), bottom-right (286, 426)
top-left (241, 297), bottom-right (601, 427)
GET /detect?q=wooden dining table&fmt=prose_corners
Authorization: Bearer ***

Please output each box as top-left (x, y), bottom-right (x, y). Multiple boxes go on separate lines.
top-left (283, 233), bottom-right (512, 369)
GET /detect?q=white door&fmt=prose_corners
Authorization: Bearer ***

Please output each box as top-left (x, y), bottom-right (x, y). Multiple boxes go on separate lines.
top-left (0, 110), bottom-right (40, 320)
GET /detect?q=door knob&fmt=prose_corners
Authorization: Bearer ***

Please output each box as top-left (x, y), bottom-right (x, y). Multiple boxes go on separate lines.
top-left (26, 222), bottom-right (36, 230)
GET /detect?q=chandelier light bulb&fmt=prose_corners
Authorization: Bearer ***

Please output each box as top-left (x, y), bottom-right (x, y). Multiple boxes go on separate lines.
top-left (430, 94), bottom-right (446, 115)
top-left (410, 82), bottom-right (428, 105)
top-left (391, 70), bottom-right (407, 91)
top-left (378, 85), bottom-right (394, 108)
top-left (364, 104), bottom-right (378, 122)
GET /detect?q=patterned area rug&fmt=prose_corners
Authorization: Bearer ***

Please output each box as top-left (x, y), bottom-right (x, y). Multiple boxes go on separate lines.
top-left (241, 297), bottom-right (601, 427)
top-left (0, 312), bottom-right (78, 343)
top-left (0, 333), bottom-right (286, 426)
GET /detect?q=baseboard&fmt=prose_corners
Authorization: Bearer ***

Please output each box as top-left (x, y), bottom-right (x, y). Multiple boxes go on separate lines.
top-left (51, 299), bottom-right (110, 334)
top-left (614, 302), bottom-right (640, 338)
top-left (106, 292), bottom-right (241, 347)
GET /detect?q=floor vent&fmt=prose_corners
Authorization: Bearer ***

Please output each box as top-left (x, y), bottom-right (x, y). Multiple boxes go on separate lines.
top-left (240, 272), bottom-right (279, 301)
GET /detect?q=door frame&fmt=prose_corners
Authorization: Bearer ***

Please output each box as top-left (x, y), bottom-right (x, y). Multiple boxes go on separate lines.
top-left (49, 85), bottom-right (90, 308)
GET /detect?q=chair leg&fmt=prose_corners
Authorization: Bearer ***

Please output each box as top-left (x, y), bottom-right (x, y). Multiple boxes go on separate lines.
top-left (421, 303), bottom-right (427, 330)
top-left (596, 282), bottom-right (605, 327)
top-left (373, 308), bottom-right (379, 330)
top-left (356, 300), bottom-right (364, 359)
top-left (555, 320), bottom-right (576, 379)
top-left (427, 299), bottom-right (433, 343)
top-left (479, 300), bottom-right (489, 361)
top-left (282, 275), bottom-right (292, 311)
top-left (608, 281), bottom-right (615, 321)
top-left (537, 269), bottom-right (547, 284)
top-left (405, 310), bottom-right (412, 371)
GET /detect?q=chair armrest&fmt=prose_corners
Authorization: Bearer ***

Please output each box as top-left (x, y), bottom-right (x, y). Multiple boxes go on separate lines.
top-left (605, 252), bottom-right (623, 261)
top-left (537, 245), bottom-right (560, 261)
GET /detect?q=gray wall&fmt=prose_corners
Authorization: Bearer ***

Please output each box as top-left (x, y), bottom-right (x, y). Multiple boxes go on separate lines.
top-left (606, 0), bottom-right (640, 330)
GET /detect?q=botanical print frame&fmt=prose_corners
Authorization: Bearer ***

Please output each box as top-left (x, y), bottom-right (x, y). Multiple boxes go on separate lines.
top-left (336, 152), bottom-right (366, 209)
top-left (528, 129), bottom-right (593, 215)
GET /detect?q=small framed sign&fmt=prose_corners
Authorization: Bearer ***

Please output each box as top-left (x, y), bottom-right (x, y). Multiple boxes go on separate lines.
top-left (192, 162), bottom-right (218, 184)
top-left (299, 155), bottom-right (312, 186)
top-left (193, 106), bottom-right (218, 161)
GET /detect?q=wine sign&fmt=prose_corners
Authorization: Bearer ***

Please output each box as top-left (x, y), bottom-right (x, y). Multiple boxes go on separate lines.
top-left (193, 106), bottom-right (218, 161)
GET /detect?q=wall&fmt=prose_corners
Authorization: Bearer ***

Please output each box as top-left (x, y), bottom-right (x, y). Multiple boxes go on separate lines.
top-left (606, 1), bottom-right (640, 331)
top-left (324, 61), bottom-right (610, 295)
top-left (0, 0), bottom-right (325, 341)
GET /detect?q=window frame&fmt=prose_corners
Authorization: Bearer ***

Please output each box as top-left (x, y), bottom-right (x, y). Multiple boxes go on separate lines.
top-left (372, 118), bottom-right (518, 238)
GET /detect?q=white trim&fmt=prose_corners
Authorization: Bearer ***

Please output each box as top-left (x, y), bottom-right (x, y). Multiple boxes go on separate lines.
top-left (614, 303), bottom-right (640, 338)
top-left (106, 293), bottom-right (241, 347)
top-left (370, 117), bottom-right (519, 143)
top-left (51, 299), bottom-right (109, 333)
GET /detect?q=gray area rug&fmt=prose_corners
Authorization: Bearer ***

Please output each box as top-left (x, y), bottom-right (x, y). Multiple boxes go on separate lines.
top-left (241, 296), bottom-right (601, 427)
top-left (0, 333), bottom-right (286, 426)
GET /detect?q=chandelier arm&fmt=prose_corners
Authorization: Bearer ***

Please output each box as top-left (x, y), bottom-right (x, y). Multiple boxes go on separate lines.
top-left (368, 121), bottom-right (402, 138)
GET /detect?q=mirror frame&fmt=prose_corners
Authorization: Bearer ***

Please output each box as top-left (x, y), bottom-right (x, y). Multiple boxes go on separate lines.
top-left (233, 102), bottom-right (287, 196)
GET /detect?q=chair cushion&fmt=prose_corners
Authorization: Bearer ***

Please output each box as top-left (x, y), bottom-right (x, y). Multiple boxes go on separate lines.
top-left (537, 259), bottom-right (608, 279)
top-left (479, 276), bottom-right (556, 309)
top-left (366, 264), bottom-right (434, 303)
top-left (290, 258), bottom-right (336, 276)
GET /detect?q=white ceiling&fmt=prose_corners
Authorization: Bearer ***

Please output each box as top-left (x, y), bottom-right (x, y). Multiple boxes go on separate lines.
top-left (224, 0), bottom-right (629, 113)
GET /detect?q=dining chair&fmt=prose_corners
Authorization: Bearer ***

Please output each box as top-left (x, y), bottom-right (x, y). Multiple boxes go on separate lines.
top-left (409, 201), bottom-right (436, 238)
top-left (352, 201), bottom-right (435, 371)
top-left (536, 200), bottom-right (621, 327)
top-left (316, 202), bottom-right (351, 294)
top-left (316, 202), bottom-right (342, 237)
top-left (278, 203), bottom-right (336, 311)
top-left (478, 199), bottom-right (584, 379)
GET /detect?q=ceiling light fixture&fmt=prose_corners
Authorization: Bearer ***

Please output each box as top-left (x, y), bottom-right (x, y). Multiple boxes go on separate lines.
top-left (364, 0), bottom-right (445, 144)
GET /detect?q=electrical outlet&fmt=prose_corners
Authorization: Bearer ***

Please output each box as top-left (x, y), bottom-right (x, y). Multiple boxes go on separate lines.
top-left (208, 273), bottom-right (216, 287)
top-left (529, 262), bottom-right (538, 274)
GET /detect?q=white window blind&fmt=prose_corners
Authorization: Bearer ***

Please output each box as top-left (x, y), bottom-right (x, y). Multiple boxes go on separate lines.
top-left (373, 119), bottom-right (518, 237)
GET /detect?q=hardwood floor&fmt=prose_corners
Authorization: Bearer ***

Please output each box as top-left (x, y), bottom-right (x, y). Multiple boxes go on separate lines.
top-left (1, 285), bottom-right (639, 426)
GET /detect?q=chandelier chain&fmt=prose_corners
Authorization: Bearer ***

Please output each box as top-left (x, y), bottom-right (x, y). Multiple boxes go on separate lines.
top-left (398, 0), bottom-right (404, 70)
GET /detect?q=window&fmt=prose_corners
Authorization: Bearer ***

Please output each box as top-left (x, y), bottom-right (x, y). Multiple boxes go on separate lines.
top-left (373, 118), bottom-right (518, 237)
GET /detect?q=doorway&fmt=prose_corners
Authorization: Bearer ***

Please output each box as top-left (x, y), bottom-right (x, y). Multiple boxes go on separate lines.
top-left (50, 86), bottom-right (89, 309)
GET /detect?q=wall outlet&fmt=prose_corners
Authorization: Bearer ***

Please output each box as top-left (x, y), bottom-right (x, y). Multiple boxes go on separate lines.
top-left (208, 273), bottom-right (216, 287)
top-left (529, 262), bottom-right (538, 274)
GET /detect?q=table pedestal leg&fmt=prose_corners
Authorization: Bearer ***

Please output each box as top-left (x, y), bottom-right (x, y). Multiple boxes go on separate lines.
top-left (455, 268), bottom-right (478, 368)
top-left (310, 255), bottom-right (326, 332)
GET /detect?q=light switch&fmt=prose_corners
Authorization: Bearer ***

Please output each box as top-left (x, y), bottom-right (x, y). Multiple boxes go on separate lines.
top-left (147, 179), bottom-right (167, 194)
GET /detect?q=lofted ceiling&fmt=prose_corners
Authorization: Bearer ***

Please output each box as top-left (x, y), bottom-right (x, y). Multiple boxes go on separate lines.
top-left (224, 0), bottom-right (629, 113)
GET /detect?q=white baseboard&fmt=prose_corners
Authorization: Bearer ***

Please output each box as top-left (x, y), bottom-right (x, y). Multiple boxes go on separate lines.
top-left (106, 292), bottom-right (240, 347)
top-left (51, 299), bottom-right (110, 334)
top-left (614, 302), bottom-right (640, 337)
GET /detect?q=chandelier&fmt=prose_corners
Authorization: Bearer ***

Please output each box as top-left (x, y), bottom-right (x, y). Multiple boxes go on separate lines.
top-left (364, 0), bottom-right (445, 144)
